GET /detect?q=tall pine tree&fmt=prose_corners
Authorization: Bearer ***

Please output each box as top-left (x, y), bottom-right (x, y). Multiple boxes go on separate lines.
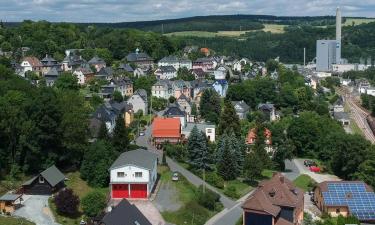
top-left (187, 126), bottom-right (210, 170)
top-left (112, 115), bottom-right (129, 152)
top-left (217, 140), bottom-right (237, 180)
top-left (218, 101), bottom-right (240, 136)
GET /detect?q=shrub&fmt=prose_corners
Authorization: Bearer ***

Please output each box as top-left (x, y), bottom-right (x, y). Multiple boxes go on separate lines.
top-left (224, 185), bottom-right (239, 199)
top-left (81, 190), bottom-right (106, 217)
top-left (197, 185), bottom-right (220, 210)
top-left (54, 188), bottom-right (80, 216)
top-left (205, 172), bottom-right (224, 189)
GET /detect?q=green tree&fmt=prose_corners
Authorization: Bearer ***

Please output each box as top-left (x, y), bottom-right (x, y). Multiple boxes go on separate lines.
top-left (177, 67), bottom-right (195, 81)
top-left (200, 89), bottom-right (221, 124)
top-left (218, 101), bottom-right (240, 136)
top-left (113, 90), bottom-right (123, 102)
top-left (1, 41), bottom-right (12, 52)
top-left (81, 190), bottom-right (107, 217)
top-left (187, 126), bottom-right (210, 170)
top-left (265, 59), bottom-right (279, 72)
top-left (112, 115), bottom-right (129, 152)
top-left (55, 72), bottom-right (79, 91)
top-left (80, 140), bottom-right (115, 187)
top-left (97, 122), bottom-right (109, 140)
top-left (217, 139), bottom-right (237, 180)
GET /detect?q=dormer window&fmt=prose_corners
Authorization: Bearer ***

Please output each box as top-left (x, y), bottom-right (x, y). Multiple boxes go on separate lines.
top-left (269, 188), bottom-right (276, 197)
top-left (39, 176), bottom-right (45, 183)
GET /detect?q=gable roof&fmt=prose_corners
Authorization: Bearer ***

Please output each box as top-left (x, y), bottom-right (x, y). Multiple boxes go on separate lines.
top-left (232, 100), bottom-right (250, 113)
top-left (258, 103), bottom-right (275, 111)
top-left (41, 55), bottom-right (58, 66)
top-left (126, 52), bottom-right (152, 62)
top-left (157, 65), bottom-right (176, 73)
top-left (163, 104), bottom-right (185, 117)
top-left (23, 165), bottom-right (65, 187)
top-left (118, 63), bottom-right (134, 73)
top-left (97, 67), bottom-right (113, 76)
top-left (110, 149), bottom-right (157, 171)
top-left (134, 89), bottom-right (148, 101)
top-left (152, 117), bottom-right (181, 138)
top-left (88, 56), bottom-right (106, 65)
top-left (45, 67), bottom-right (60, 77)
top-left (22, 56), bottom-right (42, 67)
top-left (102, 199), bottom-right (152, 225)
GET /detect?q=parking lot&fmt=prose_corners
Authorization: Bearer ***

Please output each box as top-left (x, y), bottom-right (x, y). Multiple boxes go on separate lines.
top-left (13, 195), bottom-right (59, 225)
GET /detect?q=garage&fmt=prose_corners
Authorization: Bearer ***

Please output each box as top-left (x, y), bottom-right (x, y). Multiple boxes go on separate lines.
top-left (112, 184), bottom-right (129, 198)
top-left (130, 184), bottom-right (147, 198)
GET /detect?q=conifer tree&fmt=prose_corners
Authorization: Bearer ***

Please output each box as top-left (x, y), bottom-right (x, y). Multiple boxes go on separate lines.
top-left (217, 141), bottom-right (237, 180)
top-left (98, 121), bottom-right (109, 140)
top-left (112, 115), bottom-right (129, 152)
top-left (187, 126), bottom-right (210, 170)
top-left (218, 101), bottom-right (241, 136)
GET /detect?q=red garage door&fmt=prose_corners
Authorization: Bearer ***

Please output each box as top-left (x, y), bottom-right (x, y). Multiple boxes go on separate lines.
top-left (130, 184), bottom-right (147, 198)
top-left (112, 184), bottom-right (129, 198)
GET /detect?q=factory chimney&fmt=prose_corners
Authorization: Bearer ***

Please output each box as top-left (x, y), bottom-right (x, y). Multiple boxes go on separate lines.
top-left (336, 7), bottom-right (342, 64)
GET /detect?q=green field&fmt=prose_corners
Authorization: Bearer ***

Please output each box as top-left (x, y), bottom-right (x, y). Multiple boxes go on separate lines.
top-left (165, 24), bottom-right (287, 37)
top-left (0, 216), bottom-right (35, 225)
top-left (344, 18), bottom-right (375, 26)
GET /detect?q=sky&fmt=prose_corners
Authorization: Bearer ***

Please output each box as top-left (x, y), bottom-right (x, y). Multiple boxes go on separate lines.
top-left (1, 0), bottom-right (375, 23)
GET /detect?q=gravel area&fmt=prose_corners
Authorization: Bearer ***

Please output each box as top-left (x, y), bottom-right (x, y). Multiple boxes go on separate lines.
top-left (154, 180), bottom-right (181, 212)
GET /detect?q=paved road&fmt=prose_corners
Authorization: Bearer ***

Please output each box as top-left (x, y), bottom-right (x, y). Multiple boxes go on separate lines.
top-left (13, 195), bottom-right (59, 225)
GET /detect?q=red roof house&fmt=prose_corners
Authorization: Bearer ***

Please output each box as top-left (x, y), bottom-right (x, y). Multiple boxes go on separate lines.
top-left (246, 128), bottom-right (272, 145)
top-left (152, 118), bottom-right (181, 147)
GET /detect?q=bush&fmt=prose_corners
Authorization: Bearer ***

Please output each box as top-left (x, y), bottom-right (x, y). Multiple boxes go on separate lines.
top-left (224, 185), bottom-right (239, 199)
top-left (81, 190), bottom-right (106, 217)
top-left (164, 144), bottom-right (187, 162)
top-left (197, 185), bottom-right (220, 210)
top-left (205, 172), bottom-right (224, 189)
top-left (54, 188), bottom-right (80, 216)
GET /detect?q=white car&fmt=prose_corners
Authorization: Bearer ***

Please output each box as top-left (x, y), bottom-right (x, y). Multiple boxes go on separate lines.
top-left (139, 131), bottom-right (145, 136)
top-left (172, 172), bottom-right (179, 181)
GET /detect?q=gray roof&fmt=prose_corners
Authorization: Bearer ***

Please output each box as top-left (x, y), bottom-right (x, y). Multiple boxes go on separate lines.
top-left (88, 56), bottom-right (106, 65)
top-left (258, 103), bottom-right (275, 111)
top-left (134, 89), bottom-right (148, 101)
top-left (110, 149), bottom-right (157, 170)
top-left (182, 123), bottom-right (215, 134)
top-left (118, 63), bottom-right (134, 73)
top-left (232, 100), bottom-right (250, 113)
top-left (333, 112), bottom-right (350, 120)
top-left (159, 55), bottom-right (179, 63)
top-left (23, 165), bottom-right (65, 187)
top-left (102, 199), bottom-right (151, 225)
top-left (0, 193), bottom-right (22, 201)
top-left (158, 66), bottom-right (176, 73)
top-left (126, 52), bottom-right (153, 62)
top-left (163, 103), bottom-right (185, 117)
top-left (45, 67), bottom-right (60, 77)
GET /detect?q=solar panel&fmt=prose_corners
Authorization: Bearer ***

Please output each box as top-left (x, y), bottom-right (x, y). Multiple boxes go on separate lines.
top-left (323, 182), bottom-right (375, 221)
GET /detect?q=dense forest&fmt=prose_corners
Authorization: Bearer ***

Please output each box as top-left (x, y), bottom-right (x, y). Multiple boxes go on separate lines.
top-left (173, 22), bottom-right (375, 63)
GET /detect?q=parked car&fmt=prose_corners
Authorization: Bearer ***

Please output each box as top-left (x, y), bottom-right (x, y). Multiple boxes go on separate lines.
top-left (172, 172), bottom-right (179, 181)
top-left (304, 160), bottom-right (317, 167)
top-left (139, 131), bottom-right (145, 136)
top-left (309, 166), bottom-right (321, 173)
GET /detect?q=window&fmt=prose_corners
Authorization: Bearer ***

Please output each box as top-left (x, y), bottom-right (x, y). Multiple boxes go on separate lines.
top-left (207, 129), bottom-right (212, 134)
top-left (336, 208), bottom-right (340, 213)
top-left (117, 172), bottom-right (125, 177)
top-left (39, 176), bottom-right (45, 183)
top-left (135, 172), bottom-right (143, 178)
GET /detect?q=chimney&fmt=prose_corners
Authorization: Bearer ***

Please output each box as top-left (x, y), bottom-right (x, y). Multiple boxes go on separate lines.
top-left (280, 175), bottom-right (284, 184)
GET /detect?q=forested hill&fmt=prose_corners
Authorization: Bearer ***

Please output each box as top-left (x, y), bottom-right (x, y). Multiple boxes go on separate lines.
top-left (3, 14), bottom-right (340, 33)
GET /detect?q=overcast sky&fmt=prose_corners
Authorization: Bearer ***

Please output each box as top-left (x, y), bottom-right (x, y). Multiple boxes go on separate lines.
top-left (1, 0), bottom-right (374, 23)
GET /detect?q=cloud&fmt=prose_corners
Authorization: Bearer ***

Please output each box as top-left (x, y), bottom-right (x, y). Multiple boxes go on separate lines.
top-left (0, 0), bottom-right (374, 22)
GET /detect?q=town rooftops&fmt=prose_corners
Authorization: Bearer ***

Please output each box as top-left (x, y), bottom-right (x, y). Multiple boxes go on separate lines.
top-left (45, 67), bottom-right (60, 77)
top-left (163, 104), bottom-right (186, 117)
top-left (23, 165), bottom-right (65, 187)
top-left (333, 112), bottom-right (349, 120)
top-left (22, 56), bottom-right (42, 67)
top-left (158, 66), bottom-right (176, 73)
top-left (110, 149), bottom-right (157, 171)
top-left (75, 64), bottom-right (94, 74)
top-left (102, 199), bottom-right (152, 225)
top-left (126, 52), bottom-right (152, 62)
top-left (258, 103), bottom-right (275, 111)
top-left (88, 56), bottom-right (106, 65)
top-left (242, 173), bottom-right (303, 215)
top-left (41, 54), bottom-right (58, 66)
top-left (159, 55), bottom-right (179, 63)
top-left (134, 89), bottom-right (148, 101)
top-left (152, 117), bottom-right (181, 138)
top-left (97, 67), bottom-right (113, 76)
top-left (232, 100), bottom-right (250, 113)
top-left (117, 63), bottom-right (134, 73)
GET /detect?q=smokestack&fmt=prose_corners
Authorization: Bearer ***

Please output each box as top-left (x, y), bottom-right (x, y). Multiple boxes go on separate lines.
top-left (336, 7), bottom-right (342, 64)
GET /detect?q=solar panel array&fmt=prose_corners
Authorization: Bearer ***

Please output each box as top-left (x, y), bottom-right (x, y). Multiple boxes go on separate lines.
top-left (322, 183), bottom-right (375, 221)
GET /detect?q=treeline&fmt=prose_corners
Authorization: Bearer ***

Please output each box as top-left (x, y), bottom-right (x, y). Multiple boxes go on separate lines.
top-left (174, 22), bottom-right (375, 63)
top-left (0, 20), bottom-right (178, 62)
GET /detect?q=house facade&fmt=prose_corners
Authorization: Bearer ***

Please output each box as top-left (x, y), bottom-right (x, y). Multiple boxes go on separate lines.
top-left (40, 55), bottom-right (61, 75)
top-left (212, 80), bottom-right (228, 97)
top-left (110, 149), bottom-right (158, 199)
top-left (152, 117), bottom-right (181, 148)
top-left (126, 50), bottom-right (153, 70)
top-left (158, 56), bottom-right (192, 70)
top-left (20, 56), bottom-right (43, 76)
top-left (22, 165), bottom-right (65, 195)
top-left (172, 80), bottom-right (192, 100)
top-left (232, 100), bottom-right (250, 120)
top-left (154, 66), bottom-right (177, 80)
top-left (73, 64), bottom-right (95, 84)
top-left (242, 173), bottom-right (304, 225)
top-left (193, 58), bottom-right (215, 72)
top-left (128, 89), bottom-right (148, 115)
top-left (88, 56), bottom-right (106, 72)
top-left (152, 80), bottom-right (173, 99)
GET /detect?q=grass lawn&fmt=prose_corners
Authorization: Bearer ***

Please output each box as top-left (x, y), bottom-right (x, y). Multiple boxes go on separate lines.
top-left (49, 171), bottom-right (109, 225)
top-left (262, 24), bottom-right (287, 33)
top-left (293, 174), bottom-right (315, 192)
top-left (159, 166), bottom-right (222, 225)
top-left (344, 18), bottom-right (375, 26)
top-left (0, 216), bottom-right (35, 225)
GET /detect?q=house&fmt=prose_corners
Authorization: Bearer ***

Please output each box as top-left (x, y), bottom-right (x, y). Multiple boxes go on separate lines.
top-left (232, 100), bottom-right (250, 120)
top-left (246, 128), bottom-right (272, 153)
top-left (258, 103), bottom-right (277, 121)
top-left (172, 80), bottom-right (192, 100)
top-left (128, 89), bottom-right (148, 115)
top-left (154, 66), bottom-right (177, 80)
top-left (20, 56), bottom-right (42, 76)
top-left (88, 56), bottom-right (106, 72)
top-left (182, 123), bottom-right (216, 142)
top-left (233, 60), bottom-right (242, 72)
top-left (62, 53), bottom-right (86, 71)
top-left (242, 173), bottom-right (304, 225)
top-left (126, 50), bottom-right (153, 69)
top-left (313, 181), bottom-right (375, 222)
top-left (109, 101), bottom-right (134, 127)
top-left (212, 79), bottom-right (228, 97)
top-left (158, 55), bottom-right (192, 70)
top-left (44, 67), bottom-right (60, 87)
top-left (110, 149), bottom-right (158, 199)
top-left (193, 58), bottom-right (215, 72)
top-left (73, 64), bottom-right (95, 84)
top-left (101, 199), bottom-right (152, 225)
top-left (152, 80), bottom-right (173, 99)
top-left (177, 94), bottom-right (193, 121)
top-left (22, 165), bottom-right (65, 195)
top-left (200, 47), bottom-right (210, 56)
top-left (214, 66), bottom-right (227, 80)
top-left (191, 80), bottom-right (210, 99)
top-left (117, 63), bottom-right (134, 74)
top-left (333, 112), bottom-right (350, 126)
top-left (163, 103), bottom-right (187, 128)
top-left (110, 77), bottom-right (133, 97)
top-left (40, 54), bottom-right (60, 75)
top-left (332, 97), bottom-right (344, 113)
top-left (96, 67), bottom-right (114, 81)
top-left (152, 117), bottom-right (181, 147)
top-left (0, 194), bottom-right (22, 214)
top-left (133, 68), bottom-right (145, 77)
top-left (191, 68), bottom-right (206, 80)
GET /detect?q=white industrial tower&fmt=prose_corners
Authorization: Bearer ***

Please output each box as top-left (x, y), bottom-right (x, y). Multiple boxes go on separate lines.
top-left (336, 7), bottom-right (342, 64)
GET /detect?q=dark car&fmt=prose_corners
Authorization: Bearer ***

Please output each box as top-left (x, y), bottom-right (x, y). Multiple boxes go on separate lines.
top-left (304, 160), bottom-right (317, 167)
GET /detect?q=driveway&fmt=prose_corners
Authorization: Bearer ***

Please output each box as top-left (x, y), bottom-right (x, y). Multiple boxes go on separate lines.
top-left (131, 200), bottom-right (166, 225)
top-left (13, 195), bottom-right (59, 225)
top-left (154, 180), bottom-right (182, 212)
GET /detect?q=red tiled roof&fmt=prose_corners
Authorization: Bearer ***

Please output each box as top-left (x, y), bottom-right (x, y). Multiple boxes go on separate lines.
top-left (23, 57), bottom-right (42, 67)
top-left (152, 118), bottom-right (181, 138)
top-left (246, 128), bottom-right (272, 145)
